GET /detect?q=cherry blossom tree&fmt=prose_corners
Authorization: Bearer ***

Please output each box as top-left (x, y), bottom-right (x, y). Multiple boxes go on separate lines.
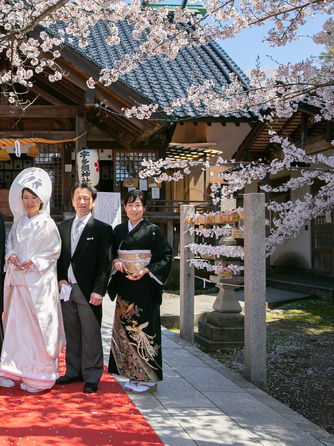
top-left (133, 1), bottom-right (334, 262)
top-left (2, 0), bottom-right (333, 111)
top-left (1, 0), bottom-right (334, 261)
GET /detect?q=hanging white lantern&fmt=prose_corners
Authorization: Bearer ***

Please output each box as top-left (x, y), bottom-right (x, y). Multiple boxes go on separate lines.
top-left (77, 148), bottom-right (100, 186)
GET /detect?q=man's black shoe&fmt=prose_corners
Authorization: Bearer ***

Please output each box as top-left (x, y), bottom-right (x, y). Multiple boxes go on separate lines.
top-left (84, 382), bottom-right (98, 394)
top-left (56, 375), bottom-right (84, 385)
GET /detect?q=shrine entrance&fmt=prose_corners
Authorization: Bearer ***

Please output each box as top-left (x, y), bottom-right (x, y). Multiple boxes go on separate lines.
top-left (0, 143), bottom-right (63, 216)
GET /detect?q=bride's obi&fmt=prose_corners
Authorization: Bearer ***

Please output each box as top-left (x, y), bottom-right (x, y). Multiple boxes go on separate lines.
top-left (117, 250), bottom-right (152, 274)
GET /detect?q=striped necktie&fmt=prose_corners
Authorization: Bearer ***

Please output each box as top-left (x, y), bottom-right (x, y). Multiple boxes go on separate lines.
top-left (72, 220), bottom-right (81, 244)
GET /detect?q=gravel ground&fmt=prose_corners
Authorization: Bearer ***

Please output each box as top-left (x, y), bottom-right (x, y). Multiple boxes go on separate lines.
top-left (204, 298), bottom-right (334, 436)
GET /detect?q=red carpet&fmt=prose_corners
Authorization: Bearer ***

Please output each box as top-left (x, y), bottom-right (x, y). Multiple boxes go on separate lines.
top-left (0, 352), bottom-right (164, 446)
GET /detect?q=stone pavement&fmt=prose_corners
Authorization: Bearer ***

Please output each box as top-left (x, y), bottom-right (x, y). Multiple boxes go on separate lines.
top-left (101, 293), bottom-right (334, 446)
top-left (159, 287), bottom-right (311, 329)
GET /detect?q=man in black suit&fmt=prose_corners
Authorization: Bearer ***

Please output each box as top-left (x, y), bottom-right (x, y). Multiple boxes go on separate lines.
top-left (0, 212), bottom-right (5, 351)
top-left (57, 182), bottom-right (113, 393)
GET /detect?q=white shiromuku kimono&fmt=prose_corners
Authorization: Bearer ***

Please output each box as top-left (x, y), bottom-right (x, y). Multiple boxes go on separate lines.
top-left (0, 213), bottom-right (66, 390)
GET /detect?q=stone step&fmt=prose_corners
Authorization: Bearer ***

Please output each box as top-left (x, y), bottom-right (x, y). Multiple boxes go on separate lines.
top-left (194, 332), bottom-right (244, 351)
top-left (198, 320), bottom-right (244, 342)
top-left (267, 277), bottom-right (332, 301)
top-left (206, 311), bottom-right (244, 328)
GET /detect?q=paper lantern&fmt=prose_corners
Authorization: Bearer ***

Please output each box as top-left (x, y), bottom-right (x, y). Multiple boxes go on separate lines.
top-left (77, 148), bottom-right (99, 186)
top-left (0, 146), bottom-right (10, 161)
top-left (27, 143), bottom-right (40, 157)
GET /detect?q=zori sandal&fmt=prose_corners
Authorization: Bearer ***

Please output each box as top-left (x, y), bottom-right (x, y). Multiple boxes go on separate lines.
top-left (129, 382), bottom-right (157, 394)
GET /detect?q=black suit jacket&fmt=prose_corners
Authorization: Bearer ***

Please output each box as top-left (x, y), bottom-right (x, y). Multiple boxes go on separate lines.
top-left (57, 215), bottom-right (114, 324)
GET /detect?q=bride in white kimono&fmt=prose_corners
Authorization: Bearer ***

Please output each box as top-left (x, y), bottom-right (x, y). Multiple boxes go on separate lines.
top-left (0, 167), bottom-right (66, 393)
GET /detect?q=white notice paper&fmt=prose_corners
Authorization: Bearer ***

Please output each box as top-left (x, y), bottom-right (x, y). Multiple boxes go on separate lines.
top-left (95, 192), bottom-right (122, 228)
top-left (139, 179), bottom-right (148, 191)
top-left (151, 187), bottom-right (160, 199)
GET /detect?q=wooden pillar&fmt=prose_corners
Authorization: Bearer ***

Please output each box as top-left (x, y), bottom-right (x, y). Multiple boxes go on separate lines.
top-left (75, 116), bottom-right (87, 183)
top-left (167, 218), bottom-right (174, 256)
top-left (63, 142), bottom-right (73, 212)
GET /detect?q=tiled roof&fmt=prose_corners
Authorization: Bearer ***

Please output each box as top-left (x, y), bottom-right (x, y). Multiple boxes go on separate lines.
top-left (58, 19), bottom-right (252, 119)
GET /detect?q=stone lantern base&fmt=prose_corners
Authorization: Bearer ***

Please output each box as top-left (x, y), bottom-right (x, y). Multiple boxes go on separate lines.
top-left (194, 278), bottom-right (245, 351)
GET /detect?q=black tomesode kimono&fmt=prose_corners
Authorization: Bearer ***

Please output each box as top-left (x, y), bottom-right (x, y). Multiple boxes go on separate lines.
top-left (107, 219), bottom-right (172, 382)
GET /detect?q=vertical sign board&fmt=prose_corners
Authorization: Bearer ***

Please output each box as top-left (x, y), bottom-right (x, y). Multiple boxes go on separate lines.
top-left (94, 192), bottom-right (122, 228)
top-left (77, 149), bottom-right (100, 186)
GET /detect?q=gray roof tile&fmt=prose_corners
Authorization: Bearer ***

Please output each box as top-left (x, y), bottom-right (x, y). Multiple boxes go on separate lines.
top-left (54, 18), bottom-right (252, 119)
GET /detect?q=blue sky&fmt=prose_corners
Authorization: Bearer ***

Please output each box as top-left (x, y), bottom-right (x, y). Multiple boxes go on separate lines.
top-left (162, 2), bottom-right (329, 72)
top-left (217, 13), bottom-right (328, 73)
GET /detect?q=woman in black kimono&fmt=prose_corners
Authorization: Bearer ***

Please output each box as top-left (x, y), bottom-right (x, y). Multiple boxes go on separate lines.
top-left (108, 190), bottom-right (172, 394)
